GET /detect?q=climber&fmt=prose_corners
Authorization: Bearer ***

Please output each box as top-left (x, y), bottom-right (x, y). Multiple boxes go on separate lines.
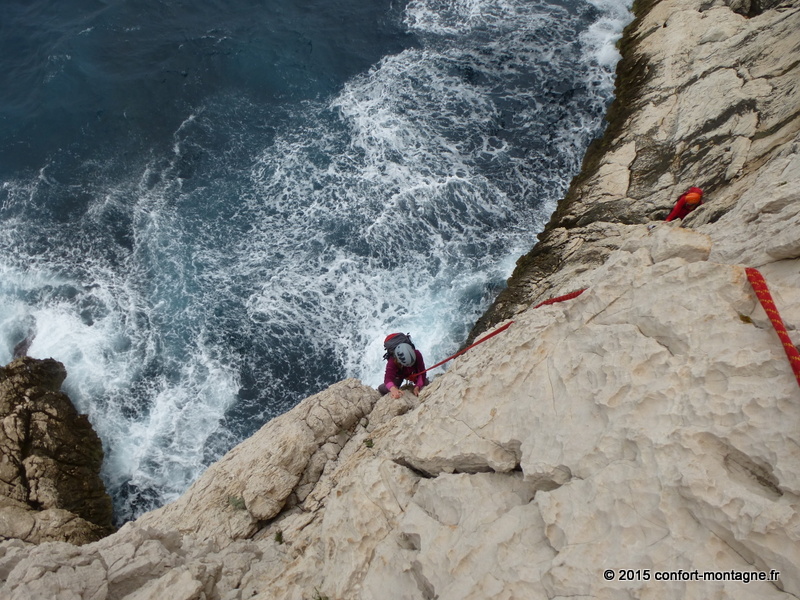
top-left (665, 186), bottom-right (704, 222)
top-left (378, 333), bottom-right (428, 398)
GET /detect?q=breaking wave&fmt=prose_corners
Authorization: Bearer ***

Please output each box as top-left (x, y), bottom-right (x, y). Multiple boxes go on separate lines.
top-left (0, 0), bottom-right (630, 521)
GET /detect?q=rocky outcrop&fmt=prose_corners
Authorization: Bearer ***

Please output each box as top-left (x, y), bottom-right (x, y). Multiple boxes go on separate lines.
top-left (0, 379), bottom-right (420, 599)
top-left (469, 0), bottom-right (800, 340)
top-left (0, 0), bottom-right (798, 598)
top-left (0, 357), bottom-right (114, 545)
top-left (135, 379), bottom-right (386, 545)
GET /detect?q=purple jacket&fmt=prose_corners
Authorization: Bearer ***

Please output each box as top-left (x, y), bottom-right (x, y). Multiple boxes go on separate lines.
top-left (384, 349), bottom-right (427, 390)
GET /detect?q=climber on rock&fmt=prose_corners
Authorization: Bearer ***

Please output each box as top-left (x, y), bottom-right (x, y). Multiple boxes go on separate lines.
top-left (378, 333), bottom-right (428, 398)
top-left (665, 186), bottom-right (704, 222)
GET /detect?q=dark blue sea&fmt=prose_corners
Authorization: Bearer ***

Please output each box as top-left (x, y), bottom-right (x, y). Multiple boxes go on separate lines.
top-left (0, 0), bottom-right (630, 522)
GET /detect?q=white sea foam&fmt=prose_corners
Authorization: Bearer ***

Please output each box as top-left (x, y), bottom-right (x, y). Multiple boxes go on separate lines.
top-left (405, 0), bottom-right (549, 36)
top-left (582, 0), bottom-right (633, 69)
top-left (0, 0), bottom-right (632, 521)
top-left (244, 0), bottom-right (632, 390)
top-left (1, 145), bottom-right (243, 521)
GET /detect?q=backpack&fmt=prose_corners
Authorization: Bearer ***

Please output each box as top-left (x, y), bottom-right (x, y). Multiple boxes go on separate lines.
top-left (383, 332), bottom-right (414, 360)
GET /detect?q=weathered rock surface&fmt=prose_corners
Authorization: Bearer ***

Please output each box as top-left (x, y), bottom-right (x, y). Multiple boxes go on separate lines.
top-left (470, 0), bottom-right (800, 338)
top-left (136, 378), bottom-right (383, 546)
top-left (1, 0), bottom-right (798, 598)
top-left (0, 357), bottom-right (113, 546)
top-left (0, 379), bottom-right (419, 599)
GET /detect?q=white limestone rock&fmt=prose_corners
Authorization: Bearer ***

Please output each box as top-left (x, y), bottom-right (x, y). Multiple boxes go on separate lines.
top-left (703, 148), bottom-right (800, 267)
top-left (559, 0), bottom-right (800, 226)
top-left (136, 378), bottom-right (379, 546)
top-left (4, 235), bottom-right (797, 599)
top-left (360, 472), bottom-right (551, 600)
top-left (1, 0), bottom-right (799, 599)
top-left (380, 245), bottom-right (799, 599)
top-left (0, 521), bottom-right (265, 600)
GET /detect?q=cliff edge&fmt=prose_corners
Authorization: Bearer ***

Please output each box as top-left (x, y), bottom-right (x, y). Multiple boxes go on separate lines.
top-left (0, 0), bottom-right (798, 598)
top-left (468, 0), bottom-right (800, 341)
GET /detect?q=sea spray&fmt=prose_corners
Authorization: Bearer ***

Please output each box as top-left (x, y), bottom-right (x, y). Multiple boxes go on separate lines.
top-left (0, 0), bottom-right (631, 522)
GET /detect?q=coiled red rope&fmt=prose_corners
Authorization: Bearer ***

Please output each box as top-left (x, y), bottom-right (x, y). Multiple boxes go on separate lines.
top-left (746, 268), bottom-right (800, 388)
top-left (411, 288), bottom-right (586, 378)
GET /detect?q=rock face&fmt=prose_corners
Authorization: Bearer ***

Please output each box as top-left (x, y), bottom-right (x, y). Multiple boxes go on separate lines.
top-left (469, 0), bottom-right (800, 340)
top-left (135, 379), bottom-right (384, 544)
top-left (0, 357), bottom-right (114, 545)
top-left (1, 0), bottom-right (799, 598)
top-left (0, 380), bottom-right (420, 600)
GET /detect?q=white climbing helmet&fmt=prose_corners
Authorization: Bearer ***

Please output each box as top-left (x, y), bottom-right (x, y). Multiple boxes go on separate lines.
top-left (393, 343), bottom-right (416, 367)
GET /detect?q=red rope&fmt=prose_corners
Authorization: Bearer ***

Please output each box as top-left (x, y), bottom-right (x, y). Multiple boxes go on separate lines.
top-left (533, 288), bottom-right (586, 308)
top-left (411, 320), bottom-right (515, 378)
top-left (746, 268), bottom-right (800, 388)
top-left (411, 288), bottom-right (587, 379)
